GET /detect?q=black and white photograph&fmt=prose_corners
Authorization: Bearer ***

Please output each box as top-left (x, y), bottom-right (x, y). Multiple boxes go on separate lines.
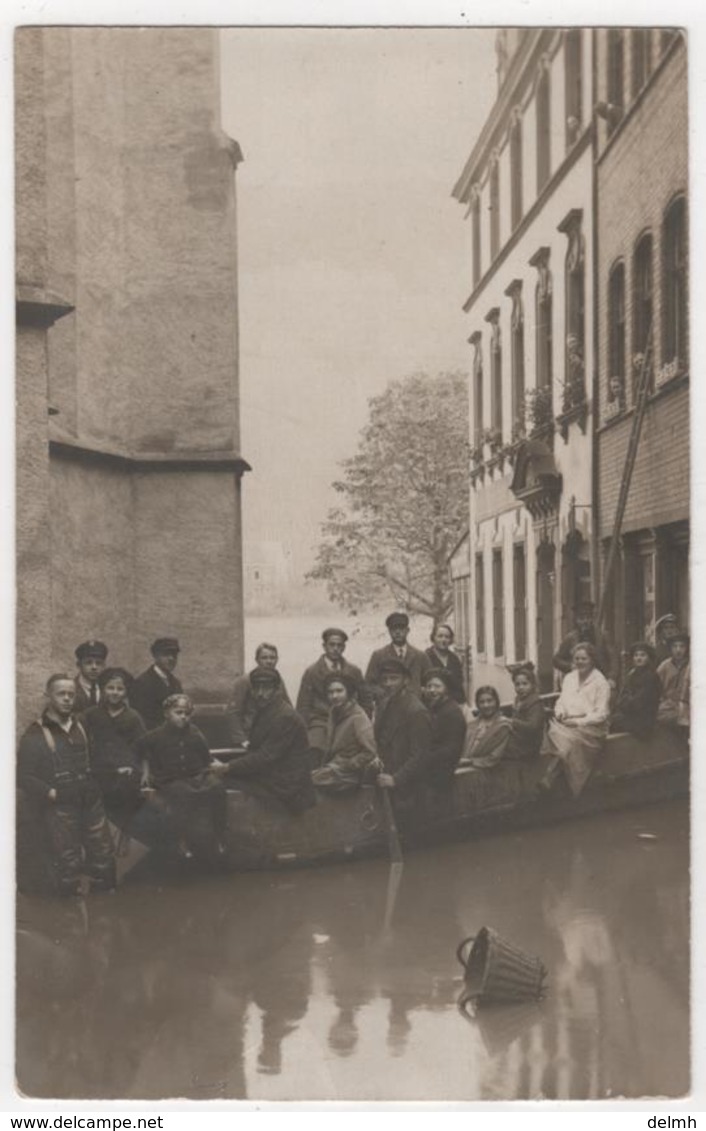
top-left (12, 12), bottom-right (693, 1107)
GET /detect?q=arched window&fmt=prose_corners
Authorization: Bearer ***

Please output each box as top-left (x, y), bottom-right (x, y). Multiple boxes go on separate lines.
top-left (608, 262), bottom-right (626, 405)
top-left (564, 30), bottom-right (582, 149)
top-left (631, 29), bottom-right (652, 97)
top-left (632, 233), bottom-right (653, 393)
top-left (536, 64), bottom-right (551, 192)
top-left (662, 196), bottom-right (687, 369)
top-left (510, 112), bottom-right (523, 229)
top-left (489, 158), bottom-right (500, 260)
top-left (471, 190), bottom-right (481, 288)
top-left (607, 30), bottom-right (624, 134)
top-left (471, 332), bottom-right (484, 453)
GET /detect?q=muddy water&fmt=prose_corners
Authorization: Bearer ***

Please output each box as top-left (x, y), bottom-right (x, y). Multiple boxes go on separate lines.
top-left (16, 800), bottom-right (688, 1102)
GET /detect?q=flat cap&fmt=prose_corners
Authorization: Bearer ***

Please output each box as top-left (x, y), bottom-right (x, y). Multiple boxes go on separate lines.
top-left (379, 657), bottom-right (409, 677)
top-left (151, 637), bottom-right (180, 655)
top-left (75, 640), bottom-right (108, 661)
top-left (249, 667), bottom-right (282, 687)
top-left (385, 612), bottom-right (409, 629)
top-left (322, 627), bottom-right (348, 643)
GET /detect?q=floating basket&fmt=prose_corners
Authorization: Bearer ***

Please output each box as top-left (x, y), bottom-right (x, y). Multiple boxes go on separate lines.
top-left (456, 926), bottom-right (547, 1006)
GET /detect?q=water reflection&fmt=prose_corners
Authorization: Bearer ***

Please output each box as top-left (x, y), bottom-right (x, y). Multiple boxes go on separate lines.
top-left (17, 800), bottom-right (689, 1100)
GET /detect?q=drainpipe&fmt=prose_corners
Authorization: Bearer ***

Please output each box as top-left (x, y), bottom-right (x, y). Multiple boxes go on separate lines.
top-left (590, 27), bottom-right (601, 611)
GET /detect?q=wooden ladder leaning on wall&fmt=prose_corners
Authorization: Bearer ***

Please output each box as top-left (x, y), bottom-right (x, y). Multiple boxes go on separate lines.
top-left (596, 322), bottom-right (654, 633)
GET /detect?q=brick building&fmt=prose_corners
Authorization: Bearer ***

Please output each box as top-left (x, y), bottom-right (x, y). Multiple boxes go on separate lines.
top-left (16, 29), bottom-right (248, 728)
top-left (595, 31), bottom-right (688, 657)
top-left (453, 29), bottom-right (595, 696)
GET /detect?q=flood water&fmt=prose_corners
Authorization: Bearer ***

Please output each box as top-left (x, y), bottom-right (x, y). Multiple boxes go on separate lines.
top-left (16, 798), bottom-right (689, 1101)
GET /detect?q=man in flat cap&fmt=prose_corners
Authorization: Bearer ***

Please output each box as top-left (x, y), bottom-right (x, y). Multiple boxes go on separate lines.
top-left (296, 628), bottom-right (373, 762)
top-left (131, 638), bottom-right (183, 732)
top-left (225, 668), bottom-right (315, 813)
top-left (374, 658), bottom-right (432, 810)
top-left (73, 640), bottom-right (108, 712)
top-left (226, 643), bottom-right (291, 748)
top-left (365, 613), bottom-right (432, 701)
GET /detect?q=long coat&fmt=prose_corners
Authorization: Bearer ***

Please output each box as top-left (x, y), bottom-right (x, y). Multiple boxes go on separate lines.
top-left (423, 647), bottom-right (467, 704)
top-left (612, 666), bottom-right (662, 737)
top-left (413, 696), bottom-right (466, 789)
top-left (130, 666), bottom-right (183, 732)
top-left (296, 656), bottom-right (373, 749)
top-left (81, 703), bottom-right (145, 792)
top-left (373, 687), bottom-right (432, 789)
top-left (365, 643), bottom-right (432, 697)
top-left (226, 694), bottom-right (315, 812)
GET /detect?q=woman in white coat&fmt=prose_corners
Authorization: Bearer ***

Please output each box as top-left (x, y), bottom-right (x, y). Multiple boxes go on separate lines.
top-left (539, 642), bottom-right (611, 797)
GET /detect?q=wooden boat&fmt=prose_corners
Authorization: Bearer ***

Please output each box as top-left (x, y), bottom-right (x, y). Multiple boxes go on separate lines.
top-left (109, 721), bottom-right (688, 880)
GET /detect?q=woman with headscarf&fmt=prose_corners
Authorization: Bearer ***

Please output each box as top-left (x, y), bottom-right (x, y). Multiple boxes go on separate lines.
top-left (311, 672), bottom-right (378, 793)
top-left (539, 642), bottom-right (611, 797)
top-left (504, 662), bottom-right (546, 760)
top-left (424, 624), bottom-right (466, 704)
top-left (460, 686), bottom-right (511, 769)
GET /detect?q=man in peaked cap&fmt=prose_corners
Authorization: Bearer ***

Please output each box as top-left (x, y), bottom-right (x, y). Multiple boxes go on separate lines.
top-left (131, 637), bottom-right (183, 732)
top-left (73, 640), bottom-right (108, 712)
top-left (365, 613), bottom-right (432, 701)
top-left (296, 627), bottom-right (373, 762)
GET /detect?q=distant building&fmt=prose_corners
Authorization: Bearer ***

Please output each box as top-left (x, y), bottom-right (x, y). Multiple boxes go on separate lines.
top-left (594, 30), bottom-right (688, 659)
top-left (453, 29), bottom-right (595, 696)
top-left (16, 28), bottom-right (248, 725)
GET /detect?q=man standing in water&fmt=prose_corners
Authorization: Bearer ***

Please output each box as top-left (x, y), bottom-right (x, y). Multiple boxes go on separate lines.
top-left (366, 612), bottom-right (432, 699)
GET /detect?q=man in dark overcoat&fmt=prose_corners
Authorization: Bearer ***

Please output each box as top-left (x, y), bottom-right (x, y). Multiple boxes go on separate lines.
top-left (131, 637), bottom-right (183, 731)
top-left (73, 640), bottom-right (108, 712)
top-left (225, 669), bottom-right (316, 813)
top-left (297, 628), bottom-right (373, 759)
top-left (374, 659), bottom-right (432, 801)
top-left (365, 612), bottom-right (432, 700)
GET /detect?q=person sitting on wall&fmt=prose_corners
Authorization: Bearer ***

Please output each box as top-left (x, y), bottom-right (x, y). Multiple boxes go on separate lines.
top-left (225, 668), bottom-right (316, 813)
top-left (504, 662), bottom-right (546, 761)
top-left (365, 613), bottom-right (432, 700)
top-left (424, 624), bottom-right (467, 704)
top-left (80, 666), bottom-right (145, 819)
top-left (656, 632), bottom-right (690, 733)
top-left (17, 674), bottom-right (116, 896)
top-left (610, 642), bottom-right (662, 739)
top-left (654, 613), bottom-right (682, 665)
top-left (226, 643), bottom-right (291, 748)
top-left (539, 642), bottom-right (611, 797)
top-left (311, 673), bottom-right (378, 794)
top-left (297, 628), bottom-right (373, 765)
top-left (73, 640), bottom-right (109, 711)
top-left (374, 658), bottom-right (432, 801)
top-left (459, 686), bottom-right (511, 769)
top-left (131, 638), bottom-right (183, 732)
top-left (138, 693), bottom-right (228, 860)
top-left (553, 602), bottom-right (613, 682)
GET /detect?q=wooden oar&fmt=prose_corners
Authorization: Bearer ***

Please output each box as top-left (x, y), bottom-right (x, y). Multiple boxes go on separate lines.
top-left (379, 786), bottom-right (403, 864)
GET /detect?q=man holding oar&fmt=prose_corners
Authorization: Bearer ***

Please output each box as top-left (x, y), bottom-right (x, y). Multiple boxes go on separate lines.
top-left (374, 658), bottom-right (432, 813)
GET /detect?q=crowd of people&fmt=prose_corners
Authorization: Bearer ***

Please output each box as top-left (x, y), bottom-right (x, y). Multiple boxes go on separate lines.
top-left (17, 608), bottom-right (690, 898)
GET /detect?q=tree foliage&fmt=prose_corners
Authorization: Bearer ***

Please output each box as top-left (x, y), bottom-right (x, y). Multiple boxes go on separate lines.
top-left (307, 370), bottom-right (470, 622)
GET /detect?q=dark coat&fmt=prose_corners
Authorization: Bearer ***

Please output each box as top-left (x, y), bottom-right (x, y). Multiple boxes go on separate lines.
top-left (226, 694), bottom-right (315, 812)
top-left (17, 713), bottom-right (92, 801)
top-left (505, 692), bottom-right (545, 759)
top-left (226, 672), bottom-right (291, 745)
top-left (73, 676), bottom-right (101, 713)
top-left (130, 665), bottom-right (183, 732)
top-left (374, 687), bottom-right (432, 789)
top-left (81, 704), bottom-right (145, 781)
top-left (297, 656), bottom-right (373, 748)
top-left (612, 666), bottom-right (662, 737)
top-left (365, 643), bottom-right (432, 697)
top-left (424, 647), bottom-right (467, 704)
top-left (138, 722), bottom-right (211, 788)
top-left (406, 696), bottom-right (466, 790)
top-left (553, 627), bottom-right (613, 679)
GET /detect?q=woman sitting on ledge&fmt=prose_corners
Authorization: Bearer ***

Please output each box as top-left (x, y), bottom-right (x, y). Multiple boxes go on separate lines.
top-left (459, 686), bottom-right (511, 769)
top-left (539, 642), bottom-right (611, 798)
top-left (504, 662), bottom-right (546, 761)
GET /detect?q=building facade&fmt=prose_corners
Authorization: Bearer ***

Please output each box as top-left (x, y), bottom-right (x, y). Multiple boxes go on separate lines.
top-left (453, 29), bottom-right (595, 697)
top-left (594, 30), bottom-right (688, 661)
top-left (16, 28), bottom-right (248, 727)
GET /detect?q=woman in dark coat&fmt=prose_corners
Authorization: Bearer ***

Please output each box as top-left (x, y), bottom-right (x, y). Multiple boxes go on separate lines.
top-left (611, 641), bottom-right (662, 738)
top-left (424, 624), bottom-right (466, 704)
top-left (417, 668), bottom-right (467, 789)
top-left (505, 663), bottom-right (546, 760)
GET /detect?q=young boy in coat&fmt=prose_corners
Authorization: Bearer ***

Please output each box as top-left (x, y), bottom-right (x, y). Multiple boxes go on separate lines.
top-left (81, 667), bottom-right (145, 818)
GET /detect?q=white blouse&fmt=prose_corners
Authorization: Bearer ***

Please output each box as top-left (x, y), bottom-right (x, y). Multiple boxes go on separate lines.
top-left (555, 667), bottom-right (611, 727)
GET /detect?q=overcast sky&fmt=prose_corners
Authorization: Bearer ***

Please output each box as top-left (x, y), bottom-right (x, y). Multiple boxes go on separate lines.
top-left (219, 28), bottom-right (497, 603)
